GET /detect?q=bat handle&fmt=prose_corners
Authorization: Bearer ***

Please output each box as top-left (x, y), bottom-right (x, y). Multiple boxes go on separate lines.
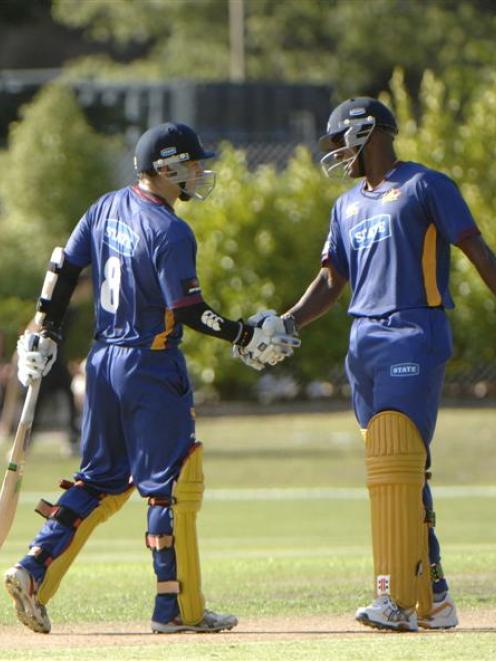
top-left (20, 379), bottom-right (42, 426)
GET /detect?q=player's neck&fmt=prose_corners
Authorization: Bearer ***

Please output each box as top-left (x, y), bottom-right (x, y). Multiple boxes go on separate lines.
top-left (364, 150), bottom-right (398, 190)
top-left (138, 178), bottom-right (179, 207)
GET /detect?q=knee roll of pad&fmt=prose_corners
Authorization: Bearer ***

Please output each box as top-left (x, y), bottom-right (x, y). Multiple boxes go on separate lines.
top-left (366, 411), bottom-right (427, 610)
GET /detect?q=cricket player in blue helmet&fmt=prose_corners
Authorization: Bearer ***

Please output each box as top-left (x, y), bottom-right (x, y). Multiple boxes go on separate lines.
top-left (254, 97), bottom-right (496, 631)
top-left (5, 122), bottom-right (300, 635)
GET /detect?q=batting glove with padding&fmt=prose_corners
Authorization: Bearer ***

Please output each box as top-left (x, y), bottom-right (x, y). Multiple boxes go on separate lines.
top-left (17, 332), bottom-right (58, 387)
top-left (234, 313), bottom-right (301, 370)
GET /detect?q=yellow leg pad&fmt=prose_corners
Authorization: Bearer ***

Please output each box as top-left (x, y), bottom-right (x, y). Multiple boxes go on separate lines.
top-left (38, 487), bottom-right (134, 605)
top-left (366, 411), bottom-right (426, 610)
top-left (172, 443), bottom-right (205, 625)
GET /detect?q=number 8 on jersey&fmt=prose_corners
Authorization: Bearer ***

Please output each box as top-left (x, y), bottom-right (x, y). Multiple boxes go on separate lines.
top-left (100, 256), bottom-right (121, 314)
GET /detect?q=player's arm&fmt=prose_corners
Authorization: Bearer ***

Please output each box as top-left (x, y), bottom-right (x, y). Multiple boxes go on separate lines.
top-left (173, 301), bottom-right (253, 346)
top-left (16, 247), bottom-right (83, 387)
top-left (161, 237), bottom-right (298, 365)
top-left (457, 234), bottom-right (496, 297)
top-left (174, 301), bottom-right (300, 369)
top-left (33, 247), bottom-right (83, 340)
top-left (283, 263), bottom-right (348, 330)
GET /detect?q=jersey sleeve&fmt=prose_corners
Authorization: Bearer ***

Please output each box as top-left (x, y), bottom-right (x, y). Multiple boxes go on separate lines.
top-left (155, 234), bottom-right (204, 309)
top-left (321, 204), bottom-right (349, 279)
top-left (421, 172), bottom-right (480, 245)
top-left (64, 208), bottom-right (93, 267)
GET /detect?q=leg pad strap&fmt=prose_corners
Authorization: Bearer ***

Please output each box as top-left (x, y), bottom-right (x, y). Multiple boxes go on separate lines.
top-left (431, 562), bottom-right (445, 583)
top-left (28, 546), bottom-right (54, 567)
top-left (146, 533), bottom-right (174, 550)
top-left (157, 580), bottom-right (180, 595)
top-left (35, 499), bottom-right (82, 530)
top-left (59, 478), bottom-right (105, 500)
top-left (148, 496), bottom-right (174, 507)
top-left (425, 508), bottom-right (436, 527)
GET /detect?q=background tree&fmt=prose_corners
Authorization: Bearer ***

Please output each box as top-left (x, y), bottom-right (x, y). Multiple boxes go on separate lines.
top-left (52, 0), bottom-right (496, 100)
top-left (0, 84), bottom-right (118, 354)
top-left (178, 144), bottom-right (350, 397)
top-left (182, 68), bottom-right (496, 396)
top-left (387, 68), bottom-right (496, 371)
top-left (1, 65), bottom-right (496, 398)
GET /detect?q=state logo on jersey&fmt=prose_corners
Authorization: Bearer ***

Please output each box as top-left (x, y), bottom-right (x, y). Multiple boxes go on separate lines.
top-left (381, 188), bottom-right (402, 203)
top-left (390, 362), bottom-right (420, 377)
top-left (103, 219), bottom-right (140, 257)
top-left (350, 214), bottom-right (392, 250)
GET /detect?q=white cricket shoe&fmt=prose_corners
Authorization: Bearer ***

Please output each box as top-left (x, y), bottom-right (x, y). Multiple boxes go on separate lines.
top-left (356, 595), bottom-right (418, 632)
top-left (4, 565), bottom-right (51, 634)
top-left (418, 593), bottom-right (458, 629)
top-left (152, 609), bottom-right (238, 634)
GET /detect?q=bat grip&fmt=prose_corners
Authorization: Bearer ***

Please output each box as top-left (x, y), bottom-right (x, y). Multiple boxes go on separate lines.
top-left (20, 379), bottom-right (42, 426)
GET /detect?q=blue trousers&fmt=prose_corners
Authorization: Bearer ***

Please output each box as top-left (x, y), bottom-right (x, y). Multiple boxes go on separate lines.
top-left (20, 343), bottom-right (195, 623)
top-left (346, 308), bottom-right (453, 595)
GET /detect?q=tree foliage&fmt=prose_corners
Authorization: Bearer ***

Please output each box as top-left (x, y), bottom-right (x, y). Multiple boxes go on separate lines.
top-left (387, 69), bottom-right (496, 370)
top-left (52, 0), bottom-right (496, 98)
top-left (183, 68), bottom-right (496, 394)
top-left (0, 84), bottom-right (118, 354)
top-left (0, 83), bottom-right (119, 293)
top-left (1, 68), bottom-right (496, 395)
top-left (178, 145), bottom-right (349, 396)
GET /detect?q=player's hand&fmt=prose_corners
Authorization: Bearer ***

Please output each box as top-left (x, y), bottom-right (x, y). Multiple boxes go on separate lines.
top-left (246, 309), bottom-right (277, 327)
top-left (248, 311), bottom-right (300, 364)
top-left (16, 332), bottom-right (58, 387)
top-left (233, 309), bottom-right (278, 370)
top-left (232, 344), bottom-right (265, 371)
top-left (257, 314), bottom-right (301, 364)
top-left (234, 313), bottom-right (301, 370)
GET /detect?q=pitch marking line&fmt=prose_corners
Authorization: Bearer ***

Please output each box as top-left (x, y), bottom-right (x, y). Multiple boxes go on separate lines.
top-left (18, 485), bottom-right (496, 504)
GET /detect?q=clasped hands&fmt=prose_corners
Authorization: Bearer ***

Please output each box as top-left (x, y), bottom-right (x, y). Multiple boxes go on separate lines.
top-left (233, 310), bottom-right (301, 371)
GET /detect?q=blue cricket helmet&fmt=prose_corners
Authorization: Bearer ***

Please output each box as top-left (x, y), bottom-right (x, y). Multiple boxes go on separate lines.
top-left (319, 97), bottom-right (397, 152)
top-left (134, 122), bottom-right (215, 174)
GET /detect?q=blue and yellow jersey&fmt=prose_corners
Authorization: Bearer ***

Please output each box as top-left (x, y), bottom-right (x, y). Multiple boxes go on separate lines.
top-left (64, 185), bottom-right (203, 349)
top-left (321, 161), bottom-right (480, 317)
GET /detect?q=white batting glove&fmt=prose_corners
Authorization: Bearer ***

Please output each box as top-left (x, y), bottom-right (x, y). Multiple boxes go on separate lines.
top-left (249, 311), bottom-right (301, 364)
top-left (246, 309), bottom-right (277, 327)
top-left (256, 315), bottom-right (301, 365)
top-left (232, 344), bottom-right (265, 371)
top-left (234, 310), bottom-right (278, 370)
top-left (234, 314), bottom-right (300, 370)
top-left (17, 332), bottom-right (58, 387)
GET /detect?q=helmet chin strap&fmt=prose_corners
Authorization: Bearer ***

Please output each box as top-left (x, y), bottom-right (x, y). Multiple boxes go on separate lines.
top-left (357, 149), bottom-right (367, 177)
top-left (179, 182), bottom-right (191, 201)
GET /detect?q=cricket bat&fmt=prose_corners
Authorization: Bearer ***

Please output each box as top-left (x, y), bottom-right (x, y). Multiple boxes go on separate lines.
top-left (0, 379), bottom-right (41, 550)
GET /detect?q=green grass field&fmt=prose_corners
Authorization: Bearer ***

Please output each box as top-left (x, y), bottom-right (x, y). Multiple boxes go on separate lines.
top-left (0, 407), bottom-right (495, 660)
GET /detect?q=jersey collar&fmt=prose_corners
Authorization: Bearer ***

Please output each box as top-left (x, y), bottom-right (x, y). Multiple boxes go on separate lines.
top-left (131, 184), bottom-right (174, 212)
top-left (361, 161), bottom-right (404, 196)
